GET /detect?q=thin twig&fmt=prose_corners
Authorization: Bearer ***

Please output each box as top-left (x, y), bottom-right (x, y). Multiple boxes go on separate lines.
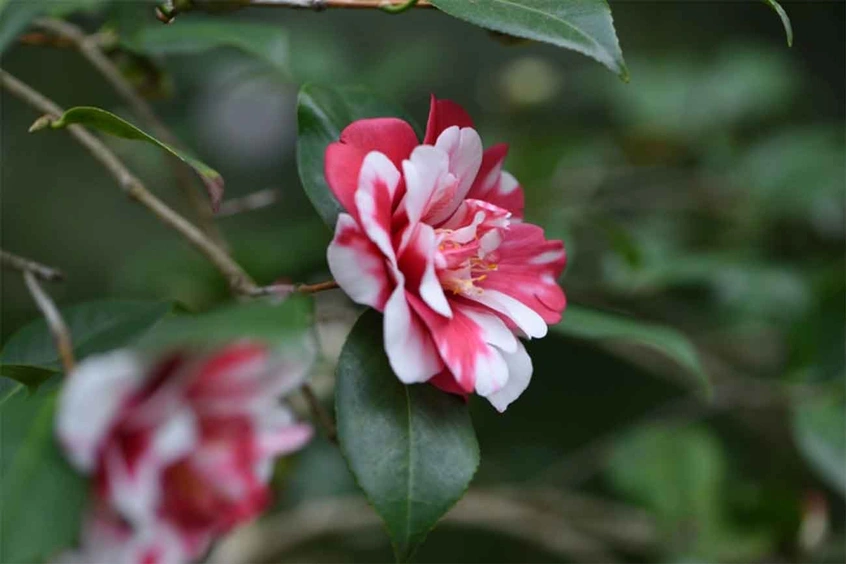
top-left (157, 0), bottom-right (432, 21)
top-left (216, 189), bottom-right (280, 218)
top-left (22, 272), bottom-right (75, 373)
top-left (32, 18), bottom-right (225, 245)
top-left (0, 69), bottom-right (257, 296)
top-left (251, 0), bottom-right (432, 8)
top-left (0, 249), bottom-right (64, 282)
top-left (300, 383), bottom-right (337, 443)
top-left (249, 280), bottom-right (339, 297)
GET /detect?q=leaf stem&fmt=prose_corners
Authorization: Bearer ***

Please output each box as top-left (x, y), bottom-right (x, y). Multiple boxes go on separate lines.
top-left (22, 272), bottom-right (76, 374)
top-left (0, 249), bottom-right (64, 282)
top-left (0, 69), bottom-right (258, 296)
top-left (32, 18), bottom-right (226, 246)
top-left (301, 383), bottom-right (337, 443)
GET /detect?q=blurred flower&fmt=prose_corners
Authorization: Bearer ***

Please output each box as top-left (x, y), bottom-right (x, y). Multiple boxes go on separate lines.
top-left (56, 343), bottom-right (314, 564)
top-left (325, 96), bottom-right (566, 411)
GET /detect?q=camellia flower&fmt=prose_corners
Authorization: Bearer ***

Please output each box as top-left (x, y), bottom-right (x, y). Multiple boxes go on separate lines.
top-left (326, 96), bottom-right (566, 411)
top-left (56, 342), bottom-right (314, 564)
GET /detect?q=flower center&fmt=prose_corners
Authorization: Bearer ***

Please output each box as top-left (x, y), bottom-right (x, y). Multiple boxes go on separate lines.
top-left (433, 204), bottom-right (508, 296)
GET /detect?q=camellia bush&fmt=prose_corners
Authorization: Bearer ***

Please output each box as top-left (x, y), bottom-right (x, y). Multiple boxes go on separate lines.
top-left (1, 1), bottom-right (843, 564)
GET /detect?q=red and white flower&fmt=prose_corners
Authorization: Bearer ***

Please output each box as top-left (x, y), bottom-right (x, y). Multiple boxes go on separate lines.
top-left (326, 96), bottom-right (566, 411)
top-left (56, 342), bottom-right (314, 564)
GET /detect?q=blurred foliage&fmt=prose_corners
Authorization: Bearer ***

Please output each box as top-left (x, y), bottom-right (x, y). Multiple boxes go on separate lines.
top-left (1, 1), bottom-right (844, 563)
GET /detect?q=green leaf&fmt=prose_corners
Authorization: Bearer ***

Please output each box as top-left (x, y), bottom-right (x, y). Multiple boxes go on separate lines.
top-left (0, 391), bottom-right (87, 563)
top-left (552, 305), bottom-right (709, 395)
top-left (296, 84), bottom-right (418, 228)
top-left (0, 299), bottom-right (173, 369)
top-left (761, 0), bottom-right (793, 47)
top-left (0, 364), bottom-right (59, 392)
top-left (120, 19), bottom-right (291, 78)
top-left (44, 106), bottom-right (225, 210)
top-left (429, 0), bottom-right (627, 80)
top-left (605, 424), bottom-right (773, 561)
top-left (792, 394), bottom-right (846, 495)
top-left (335, 310), bottom-right (479, 562)
top-left (139, 294), bottom-right (313, 351)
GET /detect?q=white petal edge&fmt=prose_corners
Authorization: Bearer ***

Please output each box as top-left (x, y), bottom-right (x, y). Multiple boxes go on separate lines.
top-left (413, 224), bottom-right (452, 318)
top-left (354, 151), bottom-right (401, 263)
top-left (402, 144), bottom-right (451, 225)
top-left (327, 213), bottom-right (390, 309)
top-left (486, 340), bottom-right (533, 412)
top-left (56, 350), bottom-right (144, 472)
top-left (383, 280), bottom-right (443, 384)
top-left (469, 289), bottom-right (548, 339)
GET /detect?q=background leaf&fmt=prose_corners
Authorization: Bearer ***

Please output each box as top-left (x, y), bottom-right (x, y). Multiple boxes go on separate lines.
top-left (119, 18), bottom-right (291, 78)
top-left (139, 294), bottom-right (313, 352)
top-left (46, 106), bottom-right (225, 210)
top-left (0, 390), bottom-right (87, 563)
top-left (335, 310), bottom-right (480, 562)
top-left (296, 84), bottom-right (418, 228)
top-left (552, 305), bottom-right (709, 394)
top-left (0, 299), bottom-right (173, 370)
top-left (792, 394), bottom-right (846, 495)
top-left (429, 0), bottom-right (627, 79)
top-left (0, 0), bottom-right (108, 55)
top-left (0, 364), bottom-right (58, 392)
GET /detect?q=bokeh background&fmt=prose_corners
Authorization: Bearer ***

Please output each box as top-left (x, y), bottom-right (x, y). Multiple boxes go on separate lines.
top-left (1, 1), bottom-right (844, 562)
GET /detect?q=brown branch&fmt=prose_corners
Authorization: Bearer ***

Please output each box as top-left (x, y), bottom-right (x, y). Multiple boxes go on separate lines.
top-left (251, 0), bottom-right (432, 7)
top-left (0, 249), bottom-right (64, 282)
top-left (0, 69), bottom-right (257, 296)
top-left (300, 383), bottom-right (337, 443)
top-left (249, 280), bottom-right (339, 297)
top-left (157, 0), bottom-right (432, 21)
top-left (22, 272), bottom-right (75, 373)
top-left (32, 18), bottom-right (225, 245)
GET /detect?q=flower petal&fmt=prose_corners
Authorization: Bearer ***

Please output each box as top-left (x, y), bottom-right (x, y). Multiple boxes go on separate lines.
top-left (479, 222), bottom-right (567, 325)
top-left (467, 144), bottom-right (525, 218)
top-left (467, 288), bottom-right (549, 339)
top-left (423, 95), bottom-right (474, 145)
top-left (325, 118), bottom-right (418, 218)
top-left (401, 144), bottom-right (456, 226)
top-left (430, 126), bottom-right (483, 224)
top-left (485, 340), bottom-right (532, 412)
top-left (383, 281), bottom-right (444, 384)
top-left (328, 213), bottom-right (392, 310)
top-left (57, 350), bottom-right (144, 472)
top-left (355, 151), bottom-right (402, 263)
top-left (398, 223), bottom-right (452, 318)
top-left (409, 296), bottom-right (509, 394)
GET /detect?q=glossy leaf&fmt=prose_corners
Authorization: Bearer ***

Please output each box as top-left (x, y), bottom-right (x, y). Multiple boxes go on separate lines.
top-left (0, 390), bottom-right (87, 563)
top-left (553, 305), bottom-right (709, 394)
top-left (761, 0), bottom-right (793, 47)
top-left (45, 107), bottom-right (225, 210)
top-left (120, 19), bottom-right (291, 77)
top-left (0, 299), bottom-right (173, 370)
top-left (139, 294), bottom-right (313, 351)
top-left (296, 84), bottom-right (417, 228)
top-left (0, 364), bottom-right (59, 392)
top-left (792, 394), bottom-right (846, 495)
top-left (335, 310), bottom-right (479, 562)
top-left (429, 0), bottom-right (627, 79)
